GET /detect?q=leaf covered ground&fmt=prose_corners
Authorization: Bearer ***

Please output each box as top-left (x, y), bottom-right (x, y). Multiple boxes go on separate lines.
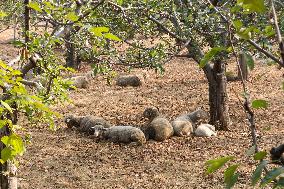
top-left (1, 30), bottom-right (284, 189)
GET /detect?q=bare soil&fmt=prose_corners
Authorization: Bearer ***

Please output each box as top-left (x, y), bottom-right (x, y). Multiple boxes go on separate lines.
top-left (1, 29), bottom-right (284, 189)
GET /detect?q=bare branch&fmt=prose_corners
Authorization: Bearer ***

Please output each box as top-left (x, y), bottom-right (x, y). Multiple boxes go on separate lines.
top-left (21, 79), bottom-right (43, 91)
top-left (147, 15), bottom-right (186, 43)
top-left (270, 0), bottom-right (284, 65)
top-left (247, 40), bottom-right (283, 66)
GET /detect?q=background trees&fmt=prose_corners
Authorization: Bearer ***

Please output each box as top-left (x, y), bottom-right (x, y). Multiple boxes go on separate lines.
top-left (0, 0), bottom-right (283, 188)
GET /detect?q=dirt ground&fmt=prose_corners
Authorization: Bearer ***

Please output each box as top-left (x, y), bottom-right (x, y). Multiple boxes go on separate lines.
top-left (1, 29), bottom-right (284, 189)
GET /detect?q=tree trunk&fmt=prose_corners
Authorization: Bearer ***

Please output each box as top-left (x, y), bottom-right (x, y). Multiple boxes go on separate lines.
top-left (208, 59), bottom-right (230, 130)
top-left (0, 101), bottom-right (18, 189)
top-left (24, 0), bottom-right (30, 45)
top-left (65, 33), bottom-right (76, 68)
top-left (65, 32), bottom-right (80, 69)
top-left (186, 43), bottom-right (229, 130)
top-left (0, 126), bottom-right (17, 189)
top-left (238, 52), bottom-right (248, 80)
top-left (0, 126), bottom-right (9, 189)
top-left (8, 162), bottom-right (17, 189)
top-left (0, 0), bottom-right (30, 187)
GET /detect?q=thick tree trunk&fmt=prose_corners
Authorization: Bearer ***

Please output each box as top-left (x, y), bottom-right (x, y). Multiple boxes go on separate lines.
top-left (208, 59), bottom-right (229, 130)
top-left (65, 33), bottom-right (80, 69)
top-left (186, 43), bottom-right (229, 130)
top-left (65, 33), bottom-right (76, 68)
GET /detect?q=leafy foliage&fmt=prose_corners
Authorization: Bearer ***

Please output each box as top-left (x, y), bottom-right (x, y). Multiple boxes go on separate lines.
top-left (261, 167), bottom-right (284, 186)
top-left (0, 0), bottom-right (283, 188)
top-left (206, 150), bottom-right (284, 188)
top-left (253, 151), bottom-right (267, 160)
top-left (206, 156), bottom-right (234, 174)
top-left (0, 60), bottom-right (63, 164)
top-left (251, 160), bottom-right (267, 186)
top-left (199, 47), bottom-right (228, 68)
top-left (224, 164), bottom-right (239, 189)
top-left (251, 99), bottom-right (268, 109)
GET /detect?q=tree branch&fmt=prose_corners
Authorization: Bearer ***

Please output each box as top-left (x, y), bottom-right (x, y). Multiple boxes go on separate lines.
top-left (206, 0), bottom-right (283, 67)
top-left (270, 0), bottom-right (284, 65)
top-left (21, 79), bottom-right (43, 91)
top-left (147, 15), bottom-right (186, 43)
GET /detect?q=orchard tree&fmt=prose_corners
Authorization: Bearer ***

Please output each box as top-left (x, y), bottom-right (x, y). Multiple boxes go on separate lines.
top-left (203, 0), bottom-right (284, 188)
top-left (0, 0), bottom-right (283, 188)
top-left (0, 1), bottom-right (77, 188)
top-left (0, 0), bottom-right (128, 188)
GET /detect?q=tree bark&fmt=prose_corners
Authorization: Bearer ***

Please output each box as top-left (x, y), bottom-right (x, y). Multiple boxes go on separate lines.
top-left (186, 44), bottom-right (229, 130)
top-left (0, 104), bottom-right (19, 189)
top-left (0, 126), bottom-right (17, 189)
top-left (24, 0), bottom-right (30, 45)
top-left (238, 52), bottom-right (248, 81)
top-left (208, 59), bottom-right (229, 130)
top-left (65, 32), bottom-right (80, 69)
top-left (0, 100), bottom-right (19, 189)
top-left (0, 0), bottom-right (29, 188)
top-left (7, 162), bottom-right (17, 189)
top-left (0, 127), bottom-right (17, 189)
top-left (0, 126), bottom-right (10, 189)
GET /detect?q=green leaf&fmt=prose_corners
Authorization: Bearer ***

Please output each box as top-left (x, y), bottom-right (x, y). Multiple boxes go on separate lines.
top-left (251, 99), bottom-right (268, 109)
top-left (66, 12), bottom-right (79, 22)
top-left (199, 47), bottom-right (227, 68)
top-left (89, 26), bottom-right (109, 37)
top-left (261, 167), bottom-right (284, 186)
top-left (1, 136), bottom-right (9, 145)
top-left (252, 160), bottom-right (267, 186)
top-left (117, 0), bottom-right (123, 5)
top-left (246, 145), bottom-right (256, 156)
top-left (1, 147), bottom-right (12, 163)
top-left (244, 0), bottom-right (265, 13)
top-left (103, 33), bottom-right (122, 41)
top-left (264, 25), bottom-right (276, 38)
top-left (236, 27), bottom-right (255, 40)
top-left (0, 11), bottom-right (7, 18)
top-left (1, 101), bottom-right (13, 114)
top-left (0, 61), bottom-right (9, 69)
top-left (9, 134), bottom-right (25, 156)
top-left (275, 176), bottom-right (284, 188)
top-left (0, 119), bottom-right (11, 129)
top-left (1, 134), bottom-right (25, 157)
top-left (156, 64), bottom-right (165, 74)
top-left (244, 53), bottom-right (254, 70)
top-left (231, 5), bottom-right (242, 13)
top-left (254, 151), bottom-right (267, 160)
top-left (232, 20), bottom-right (243, 30)
top-left (11, 70), bottom-right (22, 76)
top-left (224, 164), bottom-right (239, 189)
top-left (28, 2), bottom-right (42, 12)
top-left (10, 40), bottom-right (24, 47)
top-left (237, 0), bottom-right (266, 13)
top-left (43, 1), bottom-right (55, 10)
top-left (206, 156), bottom-right (234, 174)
